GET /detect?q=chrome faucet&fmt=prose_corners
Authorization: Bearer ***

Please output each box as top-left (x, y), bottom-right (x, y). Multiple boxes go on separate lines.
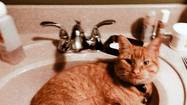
top-left (40, 21), bottom-right (71, 53)
top-left (70, 20), bottom-right (86, 52)
top-left (40, 19), bottom-right (116, 53)
top-left (87, 19), bottom-right (116, 50)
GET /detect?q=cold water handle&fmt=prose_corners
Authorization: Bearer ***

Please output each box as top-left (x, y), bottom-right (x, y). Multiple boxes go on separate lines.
top-left (86, 19), bottom-right (116, 50)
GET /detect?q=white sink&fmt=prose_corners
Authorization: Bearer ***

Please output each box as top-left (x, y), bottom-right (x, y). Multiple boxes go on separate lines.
top-left (0, 41), bottom-right (186, 105)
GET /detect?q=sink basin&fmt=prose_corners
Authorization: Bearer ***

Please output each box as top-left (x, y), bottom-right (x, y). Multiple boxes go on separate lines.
top-left (0, 41), bottom-right (186, 105)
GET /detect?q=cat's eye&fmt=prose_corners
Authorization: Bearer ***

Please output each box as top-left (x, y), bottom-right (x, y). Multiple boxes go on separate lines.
top-left (144, 60), bottom-right (149, 65)
top-left (124, 59), bottom-right (133, 65)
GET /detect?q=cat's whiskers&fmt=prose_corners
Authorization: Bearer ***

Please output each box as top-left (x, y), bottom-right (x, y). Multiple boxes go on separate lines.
top-left (143, 71), bottom-right (149, 79)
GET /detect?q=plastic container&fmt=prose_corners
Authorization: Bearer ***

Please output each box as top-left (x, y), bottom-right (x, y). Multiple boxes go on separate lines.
top-left (143, 11), bottom-right (157, 43)
top-left (0, 1), bottom-right (25, 65)
top-left (170, 23), bottom-right (187, 51)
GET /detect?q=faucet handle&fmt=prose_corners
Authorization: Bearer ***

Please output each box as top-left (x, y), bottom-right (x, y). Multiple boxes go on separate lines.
top-left (92, 19), bottom-right (116, 37)
top-left (59, 29), bottom-right (69, 40)
top-left (40, 21), bottom-right (69, 39)
top-left (40, 21), bottom-right (70, 53)
top-left (95, 19), bottom-right (116, 28)
top-left (87, 19), bottom-right (116, 50)
top-left (40, 21), bottom-right (62, 29)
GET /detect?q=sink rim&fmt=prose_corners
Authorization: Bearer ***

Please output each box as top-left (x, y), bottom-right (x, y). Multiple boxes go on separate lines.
top-left (0, 41), bottom-right (186, 105)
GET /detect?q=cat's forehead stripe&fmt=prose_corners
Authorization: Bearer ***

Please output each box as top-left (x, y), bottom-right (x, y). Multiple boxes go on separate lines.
top-left (133, 47), bottom-right (146, 59)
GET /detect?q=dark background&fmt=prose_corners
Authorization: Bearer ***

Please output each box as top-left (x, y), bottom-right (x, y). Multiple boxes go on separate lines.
top-left (1, 0), bottom-right (186, 5)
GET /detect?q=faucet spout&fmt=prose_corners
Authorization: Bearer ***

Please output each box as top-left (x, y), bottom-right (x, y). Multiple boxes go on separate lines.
top-left (70, 20), bottom-right (86, 52)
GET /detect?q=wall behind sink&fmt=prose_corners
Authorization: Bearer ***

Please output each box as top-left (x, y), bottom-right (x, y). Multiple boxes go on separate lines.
top-left (6, 4), bottom-right (187, 43)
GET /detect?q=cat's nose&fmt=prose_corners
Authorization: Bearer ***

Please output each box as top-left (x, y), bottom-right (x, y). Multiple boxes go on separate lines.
top-left (132, 69), bottom-right (141, 74)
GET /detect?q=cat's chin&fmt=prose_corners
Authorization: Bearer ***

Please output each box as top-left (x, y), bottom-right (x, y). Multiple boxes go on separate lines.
top-left (124, 78), bottom-right (152, 85)
top-left (129, 80), bottom-right (148, 85)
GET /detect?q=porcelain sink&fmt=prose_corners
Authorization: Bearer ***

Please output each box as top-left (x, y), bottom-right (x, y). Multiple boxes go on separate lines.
top-left (0, 41), bottom-right (186, 105)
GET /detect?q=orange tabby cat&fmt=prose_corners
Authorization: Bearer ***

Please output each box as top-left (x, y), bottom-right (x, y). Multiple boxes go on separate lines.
top-left (31, 35), bottom-right (162, 105)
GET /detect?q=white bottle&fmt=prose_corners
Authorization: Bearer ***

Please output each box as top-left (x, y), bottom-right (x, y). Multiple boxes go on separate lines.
top-left (0, 1), bottom-right (25, 65)
top-left (159, 9), bottom-right (171, 35)
top-left (143, 11), bottom-right (157, 43)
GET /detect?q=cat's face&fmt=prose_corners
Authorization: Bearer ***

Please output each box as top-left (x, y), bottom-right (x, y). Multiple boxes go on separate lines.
top-left (115, 35), bottom-right (162, 85)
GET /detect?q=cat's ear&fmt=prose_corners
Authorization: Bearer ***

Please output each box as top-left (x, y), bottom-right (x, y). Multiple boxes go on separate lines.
top-left (118, 35), bottom-right (132, 54)
top-left (147, 37), bottom-right (163, 57)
